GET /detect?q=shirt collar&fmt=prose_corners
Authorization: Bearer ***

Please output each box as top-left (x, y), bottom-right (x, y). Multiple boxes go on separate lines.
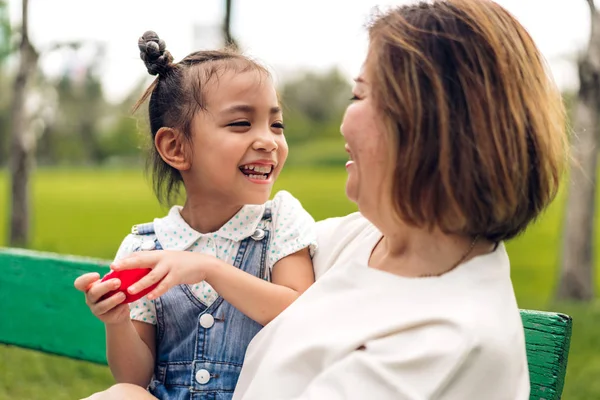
top-left (154, 204), bottom-right (266, 250)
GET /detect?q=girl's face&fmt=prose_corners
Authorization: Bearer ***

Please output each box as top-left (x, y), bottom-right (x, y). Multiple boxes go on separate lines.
top-left (183, 70), bottom-right (288, 206)
top-left (341, 67), bottom-right (395, 223)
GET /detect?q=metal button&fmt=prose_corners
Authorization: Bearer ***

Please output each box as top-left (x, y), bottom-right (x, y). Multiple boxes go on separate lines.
top-left (200, 313), bottom-right (215, 329)
top-left (195, 369), bottom-right (210, 384)
top-left (140, 240), bottom-right (156, 251)
top-left (251, 229), bottom-right (265, 241)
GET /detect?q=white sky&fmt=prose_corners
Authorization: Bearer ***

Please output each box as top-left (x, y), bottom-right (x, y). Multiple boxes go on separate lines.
top-left (7, 0), bottom-right (591, 103)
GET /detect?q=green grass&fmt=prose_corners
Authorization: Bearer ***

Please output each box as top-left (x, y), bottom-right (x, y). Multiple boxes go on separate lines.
top-left (0, 167), bottom-right (598, 400)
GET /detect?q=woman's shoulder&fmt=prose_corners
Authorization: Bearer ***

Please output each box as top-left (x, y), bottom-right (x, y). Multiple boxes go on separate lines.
top-left (315, 212), bottom-right (377, 250)
top-left (316, 212), bottom-right (371, 234)
top-left (312, 213), bottom-right (379, 279)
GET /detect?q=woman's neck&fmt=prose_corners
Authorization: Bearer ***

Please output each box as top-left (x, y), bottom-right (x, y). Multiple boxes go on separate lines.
top-left (179, 196), bottom-right (243, 234)
top-left (369, 223), bottom-right (493, 277)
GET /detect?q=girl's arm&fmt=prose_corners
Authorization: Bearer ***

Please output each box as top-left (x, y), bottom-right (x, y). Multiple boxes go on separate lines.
top-left (74, 272), bottom-right (156, 387)
top-left (106, 320), bottom-right (156, 386)
top-left (113, 248), bottom-right (314, 326)
top-left (203, 247), bottom-right (314, 325)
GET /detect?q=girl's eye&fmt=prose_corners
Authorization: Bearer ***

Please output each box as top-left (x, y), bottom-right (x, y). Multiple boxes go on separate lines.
top-left (228, 121), bottom-right (251, 127)
top-left (272, 122), bottom-right (285, 130)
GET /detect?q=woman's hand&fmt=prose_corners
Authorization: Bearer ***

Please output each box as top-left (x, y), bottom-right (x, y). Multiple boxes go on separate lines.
top-left (109, 251), bottom-right (221, 300)
top-left (74, 273), bottom-right (130, 325)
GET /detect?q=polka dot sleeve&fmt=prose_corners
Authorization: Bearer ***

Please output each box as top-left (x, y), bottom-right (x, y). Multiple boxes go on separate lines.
top-left (113, 234), bottom-right (158, 325)
top-left (268, 190), bottom-right (318, 270)
top-left (129, 297), bottom-right (156, 325)
top-left (113, 234), bottom-right (139, 261)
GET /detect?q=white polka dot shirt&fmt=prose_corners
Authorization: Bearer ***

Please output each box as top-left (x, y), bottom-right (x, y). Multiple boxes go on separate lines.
top-left (113, 191), bottom-right (317, 325)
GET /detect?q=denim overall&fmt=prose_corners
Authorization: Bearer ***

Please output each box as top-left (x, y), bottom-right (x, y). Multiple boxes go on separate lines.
top-left (130, 207), bottom-right (272, 400)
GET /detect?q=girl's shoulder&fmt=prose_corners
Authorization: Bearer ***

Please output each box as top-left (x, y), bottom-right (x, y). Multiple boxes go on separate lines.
top-left (267, 190), bottom-right (313, 224)
top-left (113, 219), bottom-right (163, 261)
top-left (264, 191), bottom-right (318, 263)
top-left (268, 190), bottom-right (300, 208)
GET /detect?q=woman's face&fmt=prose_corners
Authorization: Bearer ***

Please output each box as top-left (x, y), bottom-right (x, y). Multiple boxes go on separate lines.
top-left (341, 67), bottom-right (395, 220)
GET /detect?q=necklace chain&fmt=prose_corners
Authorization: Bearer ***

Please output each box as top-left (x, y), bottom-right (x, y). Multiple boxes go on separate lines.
top-left (420, 235), bottom-right (480, 278)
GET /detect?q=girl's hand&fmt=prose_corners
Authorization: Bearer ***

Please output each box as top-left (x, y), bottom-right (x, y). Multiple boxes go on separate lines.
top-left (74, 273), bottom-right (130, 325)
top-left (110, 251), bottom-right (220, 300)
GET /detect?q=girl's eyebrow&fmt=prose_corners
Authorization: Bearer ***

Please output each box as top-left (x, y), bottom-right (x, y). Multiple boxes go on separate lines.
top-left (220, 105), bottom-right (282, 115)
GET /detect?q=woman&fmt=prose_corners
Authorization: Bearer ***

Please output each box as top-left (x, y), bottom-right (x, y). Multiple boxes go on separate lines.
top-left (233, 1), bottom-right (565, 398)
top-left (85, 0), bottom-right (566, 398)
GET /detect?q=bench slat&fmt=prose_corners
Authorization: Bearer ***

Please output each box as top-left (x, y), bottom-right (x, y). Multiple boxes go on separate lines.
top-left (521, 310), bottom-right (572, 400)
top-left (0, 248), bottom-right (110, 364)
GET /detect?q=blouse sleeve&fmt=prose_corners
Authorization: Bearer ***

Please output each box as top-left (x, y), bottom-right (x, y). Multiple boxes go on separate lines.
top-left (267, 190), bottom-right (318, 270)
top-left (292, 323), bottom-right (482, 400)
top-left (113, 234), bottom-right (157, 325)
top-left (113, 234), bottom-right (140, 261)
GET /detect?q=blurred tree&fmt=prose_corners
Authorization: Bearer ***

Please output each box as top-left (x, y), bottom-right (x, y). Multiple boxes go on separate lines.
top-left (223, 0), bottom-right (237, 48)
top-left (0, 0), bottom-right (9, 61)
top-left (280, 68), bottom-right (351, 143)
top-left (8, 0), bottom-right (38, 247)
top-left (97, 77), bottom-right (148, 165)
top-left (37, 44), bottom-right (111, 165)
top-left (558, 0), bottom-right (600, 301)
top-left (0, 0), bottom-right (11, 163)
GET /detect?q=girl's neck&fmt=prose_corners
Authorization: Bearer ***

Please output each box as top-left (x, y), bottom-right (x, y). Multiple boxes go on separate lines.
top-left (179, 197), bottom-right (243, 234)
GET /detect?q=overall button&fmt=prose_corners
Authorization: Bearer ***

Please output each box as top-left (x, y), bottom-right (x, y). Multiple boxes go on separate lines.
top-left (195, 369), bottom-right (210, 385)
top-left (200, 313), bottom-right (215, 329)
top-left (140, 240), bottom-right (156, 251)
top-left (251, 229), bottom-right (265, 241)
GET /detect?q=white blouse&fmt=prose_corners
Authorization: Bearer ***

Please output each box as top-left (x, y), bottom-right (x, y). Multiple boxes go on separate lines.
top-left (111, 190), bottom-right (317, 325)
top-left (233, 212), bottom-right (530, 400)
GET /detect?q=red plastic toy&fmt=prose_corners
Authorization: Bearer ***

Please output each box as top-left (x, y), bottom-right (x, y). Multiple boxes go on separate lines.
top-left (100, 268), bottom-right (159, 303)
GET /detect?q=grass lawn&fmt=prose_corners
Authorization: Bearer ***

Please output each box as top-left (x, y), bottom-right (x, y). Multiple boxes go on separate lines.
top-left (0, 167), bottom-right (599, 400)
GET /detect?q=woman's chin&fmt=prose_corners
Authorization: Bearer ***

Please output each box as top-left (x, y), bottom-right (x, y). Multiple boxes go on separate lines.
top-left (345, 181), bottom-right (358, 204)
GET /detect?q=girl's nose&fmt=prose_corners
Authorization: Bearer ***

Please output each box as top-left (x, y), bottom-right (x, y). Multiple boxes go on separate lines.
top-left (253, 133), bottom-right (278, 152)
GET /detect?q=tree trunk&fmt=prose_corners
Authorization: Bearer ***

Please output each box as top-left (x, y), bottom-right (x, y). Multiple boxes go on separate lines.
top-left (557, 2), bottom-right (600, 301)
top-left (8, 0), bottom-right (37, 247)
top-left (223, 0), bottom-right (237, 49)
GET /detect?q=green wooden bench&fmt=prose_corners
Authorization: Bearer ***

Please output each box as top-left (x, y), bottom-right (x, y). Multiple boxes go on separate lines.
top-left (0, 247), bottom-right (572, 399)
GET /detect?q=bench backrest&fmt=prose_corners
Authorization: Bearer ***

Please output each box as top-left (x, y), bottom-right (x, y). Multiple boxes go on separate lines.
top-left (0, 248), bottom-right (572, 399)
top-left (521, 309), bottom-right (572, 400)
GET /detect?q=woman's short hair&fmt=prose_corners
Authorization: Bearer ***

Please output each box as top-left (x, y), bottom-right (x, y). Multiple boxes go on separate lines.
top-left (367, 0), bottom-right (567, 242)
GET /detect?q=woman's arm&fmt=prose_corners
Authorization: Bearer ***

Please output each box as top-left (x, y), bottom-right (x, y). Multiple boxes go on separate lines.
top-left (277, 325), bottom-right (480, 400)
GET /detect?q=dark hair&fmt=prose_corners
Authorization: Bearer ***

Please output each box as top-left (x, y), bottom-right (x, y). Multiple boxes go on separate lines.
top-left (133, 31), bottom-right (271, 205)
top-left (366, 0), bottom-right (567, 242)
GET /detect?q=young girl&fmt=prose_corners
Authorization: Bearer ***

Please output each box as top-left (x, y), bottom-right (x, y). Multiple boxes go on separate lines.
top-left (74, 31), bottom-right (316, 400)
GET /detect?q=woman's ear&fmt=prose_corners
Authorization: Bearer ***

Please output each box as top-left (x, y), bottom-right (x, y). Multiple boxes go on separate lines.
top-left (154, 127), bottom-right (192, 171)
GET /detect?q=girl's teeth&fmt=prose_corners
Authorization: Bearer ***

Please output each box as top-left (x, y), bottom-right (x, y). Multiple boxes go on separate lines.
top-left (248, 174), bottom-right (267, 180)
top-left (242, 165), bottom-right (272, 173)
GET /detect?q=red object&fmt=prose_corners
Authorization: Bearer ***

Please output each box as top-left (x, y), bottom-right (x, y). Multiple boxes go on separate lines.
top-left (100, 268), bottom-right (159, 304)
